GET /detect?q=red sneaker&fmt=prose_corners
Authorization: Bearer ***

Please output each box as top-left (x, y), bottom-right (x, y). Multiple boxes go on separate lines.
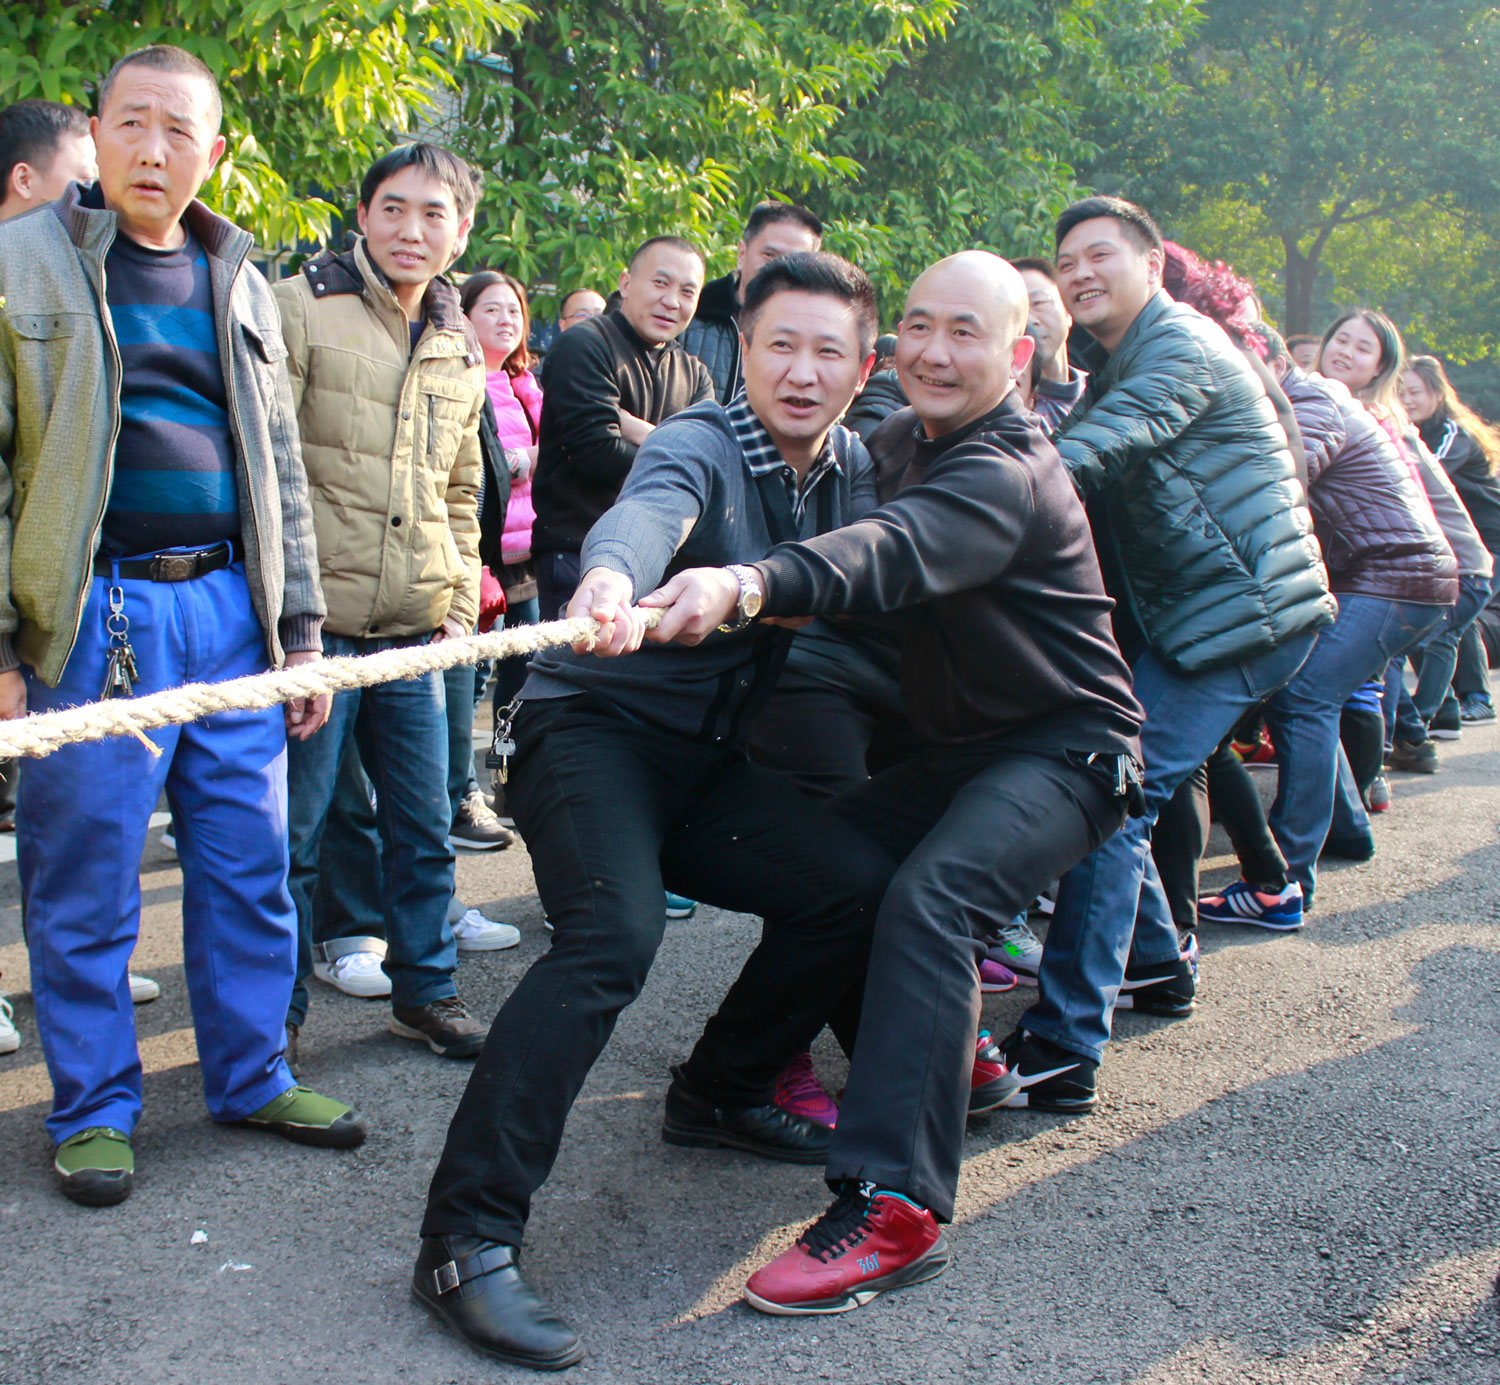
top-left (970, 1028), bottom-right (1019, 1115)
top-left (744, 1185), bottom-right (949, 1315)
top-left (773, 1050), bottom-right (838, 1130)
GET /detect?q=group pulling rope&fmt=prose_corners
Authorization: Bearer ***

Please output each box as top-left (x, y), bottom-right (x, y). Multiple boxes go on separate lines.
top-left (0, 611), bottom-right (662, 761)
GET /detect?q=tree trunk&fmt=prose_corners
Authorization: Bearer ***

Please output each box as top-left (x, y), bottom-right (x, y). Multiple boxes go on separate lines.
top-left (1282, 235), bottom-right (1318, 336)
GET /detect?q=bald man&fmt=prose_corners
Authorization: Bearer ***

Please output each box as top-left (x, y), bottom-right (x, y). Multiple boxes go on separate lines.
top-left (643, 251), bottom-right (1145, 1314)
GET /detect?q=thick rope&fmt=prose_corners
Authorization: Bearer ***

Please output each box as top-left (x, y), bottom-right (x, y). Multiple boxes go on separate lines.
top-left (0, 609), bottom-right (663, 760)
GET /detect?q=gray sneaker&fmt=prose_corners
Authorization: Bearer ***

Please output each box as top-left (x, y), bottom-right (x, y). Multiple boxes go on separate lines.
top-left (449, 790), bottom-right (514, 851)
top-left (986, 915), bottom-right (1044, 983)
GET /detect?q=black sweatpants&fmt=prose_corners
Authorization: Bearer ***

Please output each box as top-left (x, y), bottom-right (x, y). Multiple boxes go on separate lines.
top-left (421, 693), bottom-right (896, 1246)
top-left (824, 744), bottom-right (1123, 1222)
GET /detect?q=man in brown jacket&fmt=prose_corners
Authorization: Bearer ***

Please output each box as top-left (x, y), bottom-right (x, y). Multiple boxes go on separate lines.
top-left (273, 143), bottom-right (491, 1064)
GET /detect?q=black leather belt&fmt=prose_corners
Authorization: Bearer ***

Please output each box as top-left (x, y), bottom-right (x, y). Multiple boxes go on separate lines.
top-left (93, 540), bottom-right (239, 582)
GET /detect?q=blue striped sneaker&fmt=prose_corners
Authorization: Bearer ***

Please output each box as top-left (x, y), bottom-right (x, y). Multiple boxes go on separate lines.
top-left (1197, 880), bottom-right (1303, 931)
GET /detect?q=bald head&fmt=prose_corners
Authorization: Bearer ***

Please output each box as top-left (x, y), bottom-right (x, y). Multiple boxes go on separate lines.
top-left (896, 251), bottom-right (1037, 438)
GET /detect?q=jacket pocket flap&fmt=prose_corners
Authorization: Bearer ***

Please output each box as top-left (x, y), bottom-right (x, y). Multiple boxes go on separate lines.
top-left (419, 376), bottom-right (475, 403)
top-left (242, 321), bottom-right (289, 362)
top-left (11, 313), bottom-right (76, 339)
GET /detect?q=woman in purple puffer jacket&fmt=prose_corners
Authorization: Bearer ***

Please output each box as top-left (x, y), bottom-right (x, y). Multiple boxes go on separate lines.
top-left (462, 271), bottom-right (543, 733)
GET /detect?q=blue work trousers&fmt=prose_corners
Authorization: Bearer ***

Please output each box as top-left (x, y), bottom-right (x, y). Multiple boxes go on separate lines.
top-left (18, 563), bottom-right (296, 1143)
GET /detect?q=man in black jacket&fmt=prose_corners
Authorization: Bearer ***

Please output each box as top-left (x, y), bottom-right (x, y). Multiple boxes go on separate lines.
top-left (992, 197), bottom-right (1334, 1115)
top-left (679, 200), bottom-right (824, 402)
top-left (529, 235), bottom-right (714, 615)
top-left (642, 250), bottom-right (1144, 1316)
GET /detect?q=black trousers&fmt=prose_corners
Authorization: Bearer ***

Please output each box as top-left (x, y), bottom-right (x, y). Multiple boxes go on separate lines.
top-left (749, 669), bottom-right (922, 801)
top-left (421, 693), bottom-right (896, 1245)
top-left (823, 744), bottom-right (1123, 1223)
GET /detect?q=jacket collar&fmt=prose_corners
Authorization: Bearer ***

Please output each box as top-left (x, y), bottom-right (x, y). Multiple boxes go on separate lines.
top-left (300, 237), bottom-right (481, 363)
top-left (1092, 289), bottom-right (1174, 374)
top-left (59, 179), bottom-right (253, 271)
top-left (600, 308), bottom-right (673, 359)
top-left (694, 272), bottom-right (740, 325)
top-left (912, 389), bottom-right (1029, 462)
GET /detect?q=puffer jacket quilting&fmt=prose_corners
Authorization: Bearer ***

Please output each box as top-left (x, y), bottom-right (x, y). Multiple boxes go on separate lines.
top-left (677, 273), bottom-right (740, 404)
top-left (273, 240), bottom-right (485, 637)
top-left (1283, 369), bottom-right (1456, 604)
top-left (1056, 292), bottom-right (1335, 673)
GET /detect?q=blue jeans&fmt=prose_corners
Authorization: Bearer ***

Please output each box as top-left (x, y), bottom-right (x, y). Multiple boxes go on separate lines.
top-left (1383, 575), bottom-right (1490, 744)
top-left (1265, 595), bottom-right (1445, 902)
top-left (1024, 631), bottom-right (1318, 1063)
top-left (311, 739), bottom-right (385, 944)
top-left (493, 596), bottom-right (540, 711)
top-left (535, 551), bottom-right (581, 623)
top-left (286, 631), bottom-right (456, 1025)
top-left (443, 663), bottom-right (481, 816)
top-left (19, 563), bottom-right (296, 1141)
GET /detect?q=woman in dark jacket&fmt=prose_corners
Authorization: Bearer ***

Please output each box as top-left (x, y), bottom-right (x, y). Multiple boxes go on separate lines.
top-left (1400, 355), bottom-right (1500, 723)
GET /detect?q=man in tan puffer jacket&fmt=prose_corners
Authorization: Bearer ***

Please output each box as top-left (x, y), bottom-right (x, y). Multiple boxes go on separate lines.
top-left (272, 143), bottom-right (492, 1066)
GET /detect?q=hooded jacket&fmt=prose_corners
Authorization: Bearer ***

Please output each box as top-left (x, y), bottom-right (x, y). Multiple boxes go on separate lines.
top-left (1056, 292), bottom-right (1335, 673)
top-left (1419, 411), bottom-right (1500, 558)
top-left (0, 184), bottom-right (324, 685)
top-left (1282, 369), bottom-right (1457, 604)
top-left (273, 240), bottom-right (484, 637)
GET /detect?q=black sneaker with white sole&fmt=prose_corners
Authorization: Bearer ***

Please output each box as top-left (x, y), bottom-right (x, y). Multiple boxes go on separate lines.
top-left (1115, 933), bottom-right (1198, 1018)
top-left (996, 1029), bottom-right (1098, 1113)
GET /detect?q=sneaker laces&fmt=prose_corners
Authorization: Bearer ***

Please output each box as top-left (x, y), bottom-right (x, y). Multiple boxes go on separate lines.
top-left (452, 907), bottom-right (498, 936)
top-left (461, 791), bottom-right (502, 828)
top-left (429, 995), bottom-right (473, 1022)
top-left (774, 1051), bottom-right (830, 1109)
top-left (329, 951), bottom-right (384, 981)
top-left (799, 1184), bottom-right (879, 1263)
top-left (992, 916), bottom-right (1040, 951)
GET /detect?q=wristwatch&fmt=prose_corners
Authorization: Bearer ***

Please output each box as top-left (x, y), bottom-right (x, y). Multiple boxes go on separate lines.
top-left (718, 563), bottom-right (765, 632)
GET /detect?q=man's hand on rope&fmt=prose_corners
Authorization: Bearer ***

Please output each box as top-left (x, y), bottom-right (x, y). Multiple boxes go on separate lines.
top-left (639, 568), bottom-right (743, 645)
top-left (569, 567), bottom-right (645, 657)
top-left (283, 651), bottom-right (331, 740)
top-left (0, 669), bottom-right (25, 721)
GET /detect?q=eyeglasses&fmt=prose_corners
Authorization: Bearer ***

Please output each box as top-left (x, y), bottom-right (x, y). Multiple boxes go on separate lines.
top-left (561, 307), bottom-right (604, 325)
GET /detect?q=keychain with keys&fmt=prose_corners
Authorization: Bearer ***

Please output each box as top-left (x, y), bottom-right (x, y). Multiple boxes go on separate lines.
top-left (101, 584), bottom-right (141, 700)
top-left (486, 698), bottom-right (521, 783)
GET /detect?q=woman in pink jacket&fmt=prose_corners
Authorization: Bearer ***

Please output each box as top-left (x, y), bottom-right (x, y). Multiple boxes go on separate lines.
top-left (462, 271), bottom-right (544, 814)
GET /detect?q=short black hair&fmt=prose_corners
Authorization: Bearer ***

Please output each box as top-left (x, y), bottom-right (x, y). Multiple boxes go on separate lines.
top-left (1286, 333), bottom-right (1320, 351)
top-left (627, 235), bottom-right (705, 271)
top-left (742, 200), bottom-right (824, 246)
top-left (1255, 322), bottom-right (1290, 365)
top-left (98, 45), bottom-right (222, 134)
top-left (559, 287), bottom-right (601, 318)
top-left (360, 142), bottom-right (479, 220)
top-left (740, 251), bottom-right (878, 356)
top-left (0, 100), bottom-right (89, 200)
top-left (1054, 195), bottom-right (1163, 256)
top-left (1010, 255), bottom-right (1058, 284)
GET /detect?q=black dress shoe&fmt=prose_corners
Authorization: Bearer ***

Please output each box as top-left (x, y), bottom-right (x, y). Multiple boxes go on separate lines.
top-left (661, 1064), bottom-right (831, 1164)
top-left (412, 1235), bottom-right (584, 1371)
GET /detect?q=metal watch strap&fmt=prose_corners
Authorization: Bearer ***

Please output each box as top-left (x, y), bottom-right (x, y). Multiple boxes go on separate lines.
top-left (719, 564), bottom-right (762, 633)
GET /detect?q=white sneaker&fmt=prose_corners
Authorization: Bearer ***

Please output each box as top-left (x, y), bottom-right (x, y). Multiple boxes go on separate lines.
top-left (452, 907), bottom-right (521, 952)
top-left (129, 973), bottom-right (161, 1005)
top-left (0, 996), bottom-right (19, 1054)
top-left (313, 950), bottom-right (392, 997)
top-left (159, 829), bottom-right (176, 854)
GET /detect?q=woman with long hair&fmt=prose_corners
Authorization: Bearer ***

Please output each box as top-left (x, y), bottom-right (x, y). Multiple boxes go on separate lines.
top-left (1400, 355), bottom-right (1500, 725)
top-left (1316, 314), bottom-right (1492, 771)
top-left (462, 271), bottom-right (544, 818)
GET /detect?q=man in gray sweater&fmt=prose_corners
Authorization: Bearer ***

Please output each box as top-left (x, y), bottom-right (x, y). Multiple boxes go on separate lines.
top-left (413, 253), bottom-right (897, 1370)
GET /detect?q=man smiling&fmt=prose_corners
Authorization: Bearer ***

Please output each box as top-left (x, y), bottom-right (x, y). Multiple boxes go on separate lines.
top-left (414, 253), bottom-right (896, 1369)
top-left (640, 251), bottom-right (1144, 1315)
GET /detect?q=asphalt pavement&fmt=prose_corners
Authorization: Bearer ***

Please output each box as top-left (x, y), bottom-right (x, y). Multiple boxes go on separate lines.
top-left (2, 726), bottom-right (1499, 1384)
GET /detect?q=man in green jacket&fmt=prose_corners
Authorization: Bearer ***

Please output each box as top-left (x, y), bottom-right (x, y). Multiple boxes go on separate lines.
top-left (0, 45), bottom-right (366, 1207)
top-left (991, 196), bottom-right (1335, 1114)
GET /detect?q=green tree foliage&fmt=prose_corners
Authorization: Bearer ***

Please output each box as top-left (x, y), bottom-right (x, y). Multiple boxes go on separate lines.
top-left (1088, 0), bottom-right (1500, 351)
top-left (0, 0), bottom-right (528, 249)
top-left (817, 0), bottom-right (1200, 300)
top-left (436, 0), bottom-right (959, 308)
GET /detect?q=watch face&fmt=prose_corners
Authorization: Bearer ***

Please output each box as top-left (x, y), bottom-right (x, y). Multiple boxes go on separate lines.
top-left (742, 585), bottom-right (763, 619)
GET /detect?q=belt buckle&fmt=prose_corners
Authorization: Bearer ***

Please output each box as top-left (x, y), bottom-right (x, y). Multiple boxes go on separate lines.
top-left (151, 553), bottom-right (199, 582)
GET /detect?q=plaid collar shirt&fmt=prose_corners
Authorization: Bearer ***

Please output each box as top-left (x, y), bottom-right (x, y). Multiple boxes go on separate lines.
top-left (725, 391), bottom-right (843, 526)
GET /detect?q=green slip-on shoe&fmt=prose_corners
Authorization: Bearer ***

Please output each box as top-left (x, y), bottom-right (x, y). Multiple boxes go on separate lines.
top-left (55, 1127), bottom-right (134, 1207)
top-left (234, 1085), bottom-right (368, 1149)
